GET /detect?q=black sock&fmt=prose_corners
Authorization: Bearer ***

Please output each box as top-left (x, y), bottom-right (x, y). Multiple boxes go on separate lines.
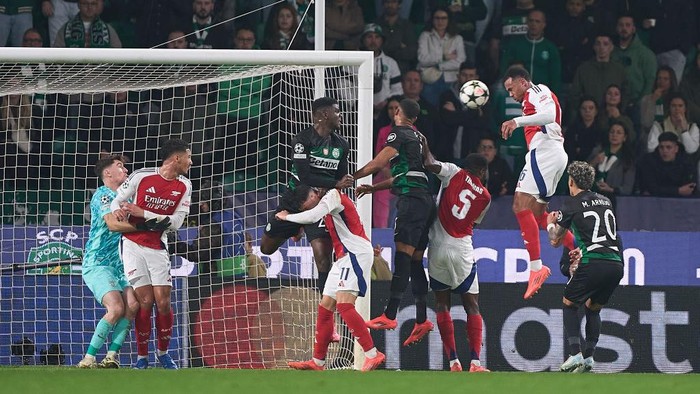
top-left (317, 271), bottom-right (329, 295)
top-left (563, 304), bottom-right (582, 355)
top-left (584, 306), bottom-right (601, 359)
top-left (385, 251), bottom-right (412, 320)
top-left (410, 259), bottom-right (428, 323)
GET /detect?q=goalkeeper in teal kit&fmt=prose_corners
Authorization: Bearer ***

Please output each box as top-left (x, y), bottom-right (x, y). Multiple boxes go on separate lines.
top-left (77, 155), bottom-right (141, 368)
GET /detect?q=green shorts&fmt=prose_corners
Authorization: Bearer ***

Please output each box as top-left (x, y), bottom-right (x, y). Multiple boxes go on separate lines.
top-left (82, 265), bottom-right (130, 305)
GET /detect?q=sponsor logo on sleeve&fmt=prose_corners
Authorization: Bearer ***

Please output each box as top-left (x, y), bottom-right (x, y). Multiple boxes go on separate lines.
top-left (387, 133), bottom-right (397, 143)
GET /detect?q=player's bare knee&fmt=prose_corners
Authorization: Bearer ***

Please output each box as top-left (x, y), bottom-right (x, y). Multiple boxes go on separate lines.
top-left (562, 297), bottom-right (578, 308)
top-left (434, 302), bottom-right (449, 312)
top-left (155, 299), bottom-right (171, 314)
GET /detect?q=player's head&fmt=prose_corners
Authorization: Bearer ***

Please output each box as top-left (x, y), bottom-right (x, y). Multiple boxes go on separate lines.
top-left (94, 154), bottom-right (129, 185)
top-left (462, 153), bottom-right (488, 184)
top-left (567, 161), bottom-right (595, 194)
top-left (395, 98), bottom-right (420, 124)
top-left (160, 138), bottom-right (192, 175)
top-left (291, 184), bottom-right (325, 211)
top-left (312, 97), bottom-right (341, 129)
top-left (502, 65), bottom-right (531, 103)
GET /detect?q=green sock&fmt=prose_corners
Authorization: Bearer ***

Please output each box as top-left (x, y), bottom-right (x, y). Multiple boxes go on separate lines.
top-left (87, 318), bottom-right (114, 356)
top-left (108, 318), bottom-right (131, 353)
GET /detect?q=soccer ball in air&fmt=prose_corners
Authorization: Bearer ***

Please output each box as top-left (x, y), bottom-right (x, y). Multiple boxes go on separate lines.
top-left (459, 80), bottom-right (490, 109)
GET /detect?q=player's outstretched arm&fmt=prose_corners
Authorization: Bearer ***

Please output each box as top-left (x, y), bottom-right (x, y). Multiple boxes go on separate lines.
top-left (356, 177), bottom-right (394, 198)
top-left (546, 211), bottom-right (567, 247)
top-left (354, 146), bottom-right (397, 179)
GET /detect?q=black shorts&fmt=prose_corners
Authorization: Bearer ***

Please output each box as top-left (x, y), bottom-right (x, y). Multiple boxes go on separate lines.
top-left (264, 189), bottom-right (329, 242)
top-left (394, 192), bottom-right (436, 250)
top-left (564, 260), bottom-right (624, 306)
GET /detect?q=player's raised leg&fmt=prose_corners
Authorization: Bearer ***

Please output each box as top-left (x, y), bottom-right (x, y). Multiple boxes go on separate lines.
top-left (403, 249), bottom-right (433, 346)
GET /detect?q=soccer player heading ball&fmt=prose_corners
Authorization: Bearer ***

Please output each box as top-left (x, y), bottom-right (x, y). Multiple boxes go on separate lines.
top-left (500, 66), bottom-right (576, 299)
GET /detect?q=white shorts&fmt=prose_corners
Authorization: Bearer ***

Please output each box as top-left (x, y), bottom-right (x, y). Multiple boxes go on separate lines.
top-left (428, 239), bottom-right (479, 294)
top-left (516, 140), bottom-right (568, 202)
top-left (120, 237), bottom-right (172, 288)
top-left (323, 252), bottom-right (373, 298)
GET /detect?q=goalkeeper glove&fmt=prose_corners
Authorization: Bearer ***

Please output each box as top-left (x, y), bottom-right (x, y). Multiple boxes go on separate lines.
top-left (136, 217), bottom-right (171, 232)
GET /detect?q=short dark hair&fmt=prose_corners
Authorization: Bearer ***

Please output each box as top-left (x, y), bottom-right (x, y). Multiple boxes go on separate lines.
top-left (503, 65), bottom-right (531, 83)
top-left (658, 131), bottom-right (679, 144)
top-left (312, 97), bottom-right (338, 114)
top-left (290, 184), bottom-right (315, 211)
top-left (459, 61), bottom-right (476, 72)
top-left (94, 154), bottom-right (127, 179)
top-left (567, 161), bottom-right (595, 190)
top-left (160, 138), bottom-right (189, 161)
top-left (399, 98), bottom-right (420, 120)
top-left (463, 153), bottom-right (488, 175)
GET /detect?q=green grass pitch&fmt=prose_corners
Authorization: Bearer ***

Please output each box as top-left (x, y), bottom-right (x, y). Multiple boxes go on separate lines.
top-left (1, 368), bottom-right (698, 394)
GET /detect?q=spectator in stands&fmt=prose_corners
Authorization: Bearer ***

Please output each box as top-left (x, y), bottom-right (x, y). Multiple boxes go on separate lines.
top-left (436, 61), bottom-right (489, 162)
top-left (0, 0), bottom-right (34, 47)
top-left (21, 28), bottom-right (44, 48)
top-left (548, 0), bottom-right (595, 87)
top-left (637, 0), bottom-right (696, 85)
top-left (646, 93), bottom-right (700, 156)
top-left (680, 51), bottom-right (700, 124)
top-left (445, 0), bottom-right (487, 63)
top-left (476, 134), bottom-right (513, 197)
top-left (565, 96), bottom-right (604, 162)
top-left (596, 84), bottom-right (635, 143)
top-left (287, 0), bottom-right (315, 46)
top-left (373, 95), bottom-right (402, 228)
top-left (42, 0), bottom-right (78, 46)
top-left (569, 32), bottom-right (627, 122)
top-left (52, 0), bottom-right (122, 48)
top-left (166, 30), bottom-right (188, 49)
top-left (611, 14), bottom-right (657, 108)
top-left (217, 26), bottom-right (272, 172)
top-left (262, 2), bottom-right (311, 50)
top-left (134, 0), bottom-right (190, 48)
top-left (175, 222), bottom-right (223, 276)
top-left (640, 66), bottom-right (678, 137)
top-left (486, 0), bottom-right (535, 82)
top-left (400, 69), bottom-right (438, 152)
top-left (244, 232), bottom-right (267, 278)
top-left (417, 7), bottom-right (466, 107)
top-left (375, 0), bottom-right (417, 74)
top-left (325, 0), bottom-right (364, 50)
top-left (198, 179), bottom-right (245, 264)
top-left (637, 131), bottom-right (697, 197)
top-left (362, 23), bottom-right (403, 120)
top-left (184, 0), bottom-right (227, 49)
top-left (588, 121), bottom-right (636, 199)
top-left (371, 244), bottom-right (393, 281)
top-left (232, 25), bottom-right (257, 50)
top-left (0, 93), bottom-right (39, 182)
top-left (500, 8), bottom-right (561, 93)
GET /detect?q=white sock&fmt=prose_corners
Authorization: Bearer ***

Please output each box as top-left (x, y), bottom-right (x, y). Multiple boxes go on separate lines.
top-left (471, 360), bottom-right (481, 367)
top-left (529, 259), bottom-right (543, 271)
top-left (364, 347), bottom-right (378, 359)
top-left (449, 359), bottom-right (461, 367)
top-left (157, 350), bottom-right (168, 357)
top-left (312, 357), bottom-right (326, 366)
top-left (138, 355), bottom-right (148, 361)
top-left (84, 354), bottom-right (96, 361)
top-left (106, 350), bottom-right (117, 358)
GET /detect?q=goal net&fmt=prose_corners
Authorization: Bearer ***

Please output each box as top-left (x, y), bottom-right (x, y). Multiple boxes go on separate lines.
top-left (0, 47), bottom-right (373, 369)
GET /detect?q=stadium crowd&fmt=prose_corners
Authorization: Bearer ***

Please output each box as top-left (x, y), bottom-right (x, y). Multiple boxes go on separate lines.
top-left (1, 0), bottom-right (700, 231)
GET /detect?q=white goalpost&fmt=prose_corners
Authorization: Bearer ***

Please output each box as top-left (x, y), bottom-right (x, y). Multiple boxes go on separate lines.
top-left (0, 47), bottom-right (373, 369)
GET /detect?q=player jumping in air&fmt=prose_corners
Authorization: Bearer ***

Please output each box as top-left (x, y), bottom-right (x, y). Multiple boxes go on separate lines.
top-left (355, 98), bottom-right (436, 346)
top-left (500, 65), bottom-right (576, 299)
top-left (423, 152), bottom-right (492, 373)
top-left (547, 161), bottom-right (624, 373)
top-left (111, 139), bottom-right (192, 369)
top-left (261, 97), bottom-right (354, 295)
top-left (277, 186), bottom-right (385, 371)
top-left (78, 155), bottom-right (140, 369)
